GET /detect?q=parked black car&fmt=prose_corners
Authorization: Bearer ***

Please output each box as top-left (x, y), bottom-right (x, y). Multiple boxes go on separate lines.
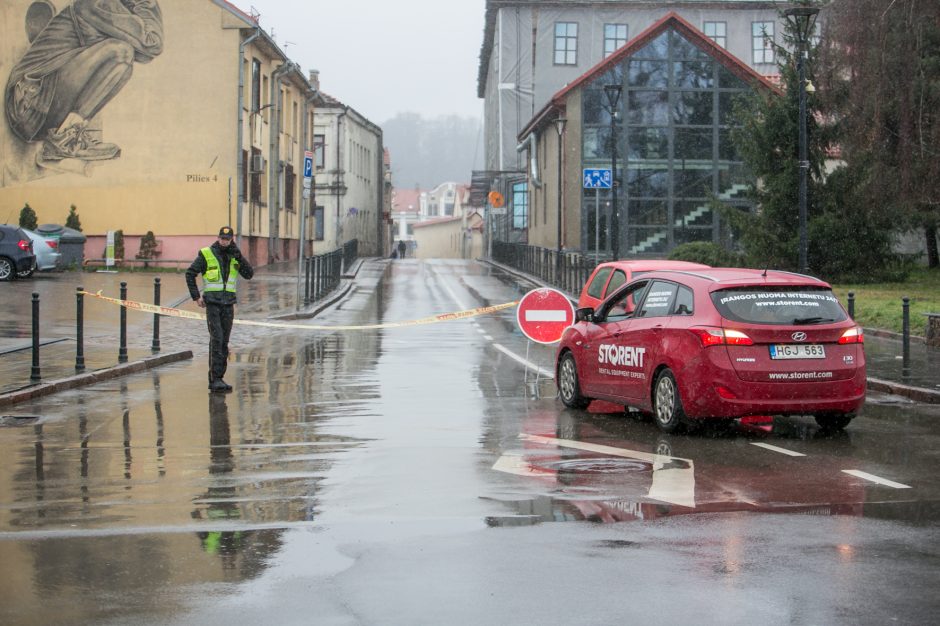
top-left (0, 224), bottom-right (36, 281)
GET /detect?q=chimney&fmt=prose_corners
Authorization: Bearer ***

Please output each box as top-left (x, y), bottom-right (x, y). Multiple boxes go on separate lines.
top-left (308, 69), bottom-right (320, 91)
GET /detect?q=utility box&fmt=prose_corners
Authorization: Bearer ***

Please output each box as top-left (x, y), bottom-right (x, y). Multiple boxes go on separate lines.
top-left (36, 224), bottom-right (87, 269)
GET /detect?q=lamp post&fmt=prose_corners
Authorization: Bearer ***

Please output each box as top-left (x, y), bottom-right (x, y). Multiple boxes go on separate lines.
top-left (554, 117), bottom-right (567, 285)
top-left (783, 4), bottom-right (819, 274)
top-left (604, 84), bottom-right (623, 260)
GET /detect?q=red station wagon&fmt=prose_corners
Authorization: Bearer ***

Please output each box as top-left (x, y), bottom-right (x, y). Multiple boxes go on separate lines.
top-left (556, 268), bottom-right (866, 433)
top-left (578, 260), bottom-right (710, 310)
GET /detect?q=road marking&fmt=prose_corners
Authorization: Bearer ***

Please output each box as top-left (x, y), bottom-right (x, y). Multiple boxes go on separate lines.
top-left (842, 470), bottom-right (911, 489)
top-left (524, 310), bottom-right (568, 322)
top-left (493, 343), bottom-right (554, 379)
top-left (751, 442), bottom-right (806, 457)
top-left (517, 434), bottom-right (696, 508)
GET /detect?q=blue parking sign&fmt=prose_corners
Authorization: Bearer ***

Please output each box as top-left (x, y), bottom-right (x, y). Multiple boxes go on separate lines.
top-left (303, 151), bottom-right (314, 178)
top-left (583, 168), bottom-right (612, 189)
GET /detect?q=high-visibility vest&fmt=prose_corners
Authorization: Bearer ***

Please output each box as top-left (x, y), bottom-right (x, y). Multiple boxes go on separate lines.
top-left (200, 247), bottom-right (239, 293)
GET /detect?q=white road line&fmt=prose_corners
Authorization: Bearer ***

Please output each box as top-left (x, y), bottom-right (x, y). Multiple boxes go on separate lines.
top-left (483, 335), bottom-right (493, 341)
top-left (842, 470), bottom-right (911, 489)
top-left (524, 310), bottom-right (567, 322)
top-left (493, 343), bottom-right (554, 379)
top-left (750, 442), bottom-right (806, 457)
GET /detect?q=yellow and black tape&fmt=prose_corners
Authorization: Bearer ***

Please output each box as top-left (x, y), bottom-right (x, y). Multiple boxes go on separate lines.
top-left (79, 290), bottom-right (518, 331)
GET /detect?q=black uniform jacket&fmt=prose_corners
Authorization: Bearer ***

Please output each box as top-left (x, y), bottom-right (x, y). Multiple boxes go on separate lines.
top-left (185, 241), bottom-right (254, 305)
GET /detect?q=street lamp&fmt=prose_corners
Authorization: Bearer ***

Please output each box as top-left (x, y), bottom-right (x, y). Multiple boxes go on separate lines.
top-left (554, 117), bottom-right (567, 285)
top-left (604, 84), bottom-right (623, 260)
top-left (783, 3), bottom-right (820, 274)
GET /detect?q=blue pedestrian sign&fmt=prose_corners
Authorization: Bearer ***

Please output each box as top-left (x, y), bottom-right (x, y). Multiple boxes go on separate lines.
top-left (303, 151), bottom-right (314, 178)
top-left (583, 168), bottom-right (612, 189)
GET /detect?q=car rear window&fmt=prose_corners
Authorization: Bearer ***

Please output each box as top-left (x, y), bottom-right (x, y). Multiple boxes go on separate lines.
top-left (712, 287), bottom-right (848, 325)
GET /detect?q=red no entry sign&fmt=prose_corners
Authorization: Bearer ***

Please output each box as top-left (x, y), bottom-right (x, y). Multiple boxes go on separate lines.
top-left (516, 288), bottom-right (575, 344)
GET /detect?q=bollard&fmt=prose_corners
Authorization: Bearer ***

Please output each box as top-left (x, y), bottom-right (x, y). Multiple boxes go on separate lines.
top-left (31, 292), bottom-right (41, 382)
top-left (902, 296), bottom-right (910, 376)
top-left (119, 282), bottom-right (128, 364)
top-left (75, 287), bottom-right (85, 371)
top-left (847, 291), bottom-right (855, 320)
top-left (151, 277), bottom-right (161, 353)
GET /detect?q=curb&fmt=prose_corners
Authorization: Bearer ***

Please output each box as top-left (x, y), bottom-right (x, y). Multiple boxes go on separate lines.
top-left (0, 350), bottom-right (193, 409)
top-left (867, 377), bottom-right (940, 404)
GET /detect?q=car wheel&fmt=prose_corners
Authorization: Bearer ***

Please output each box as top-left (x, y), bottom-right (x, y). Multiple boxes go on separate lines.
top-left (558, 352), bottom-right (591, 409)
top-left (0, 257), bottom-right (14, 281)
top-left (653, 369), bottom-right (687, 434)
top-left (814, 413), bottom-right (854, 430)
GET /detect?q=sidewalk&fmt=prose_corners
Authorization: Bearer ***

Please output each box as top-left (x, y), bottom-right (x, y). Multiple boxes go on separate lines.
top-left (484, 259), bottom-right (940, 404)
top-left (0, 258), bottom-right (372, 398)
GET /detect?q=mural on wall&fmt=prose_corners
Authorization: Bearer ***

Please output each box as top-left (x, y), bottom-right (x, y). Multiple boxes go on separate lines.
top-left (3, 0), bottom-right (163, 179)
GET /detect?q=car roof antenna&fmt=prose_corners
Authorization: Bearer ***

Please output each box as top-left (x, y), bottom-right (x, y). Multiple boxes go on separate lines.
top-left (762, 268), bottom-right (768, 277)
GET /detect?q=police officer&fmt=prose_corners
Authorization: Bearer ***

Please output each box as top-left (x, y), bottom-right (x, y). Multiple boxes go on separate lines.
top-left (185, 226), bottom-right (254, 392)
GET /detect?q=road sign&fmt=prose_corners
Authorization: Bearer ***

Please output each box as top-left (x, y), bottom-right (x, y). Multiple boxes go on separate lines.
top-left (583, 168), bottom-right (612, 189)
top-left (303, 188), bottom-right (311, 199)
top-left (302, 177), bottom-right (311, 189)
top-left (516, 288), bottom-right (575, 344)
top-left (303, 151), bottom-right (314, 178)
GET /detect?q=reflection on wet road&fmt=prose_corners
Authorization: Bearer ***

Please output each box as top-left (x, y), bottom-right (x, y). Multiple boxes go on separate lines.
top-left (2, 259), bottom-right (940, 624)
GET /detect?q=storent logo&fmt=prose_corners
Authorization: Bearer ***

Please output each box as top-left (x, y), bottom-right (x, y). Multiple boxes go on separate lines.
top-left (598, 344), bottom-right (646, 367)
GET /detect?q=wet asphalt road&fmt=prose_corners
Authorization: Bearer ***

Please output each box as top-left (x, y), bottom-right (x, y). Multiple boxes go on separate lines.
top-left (1, 259), bottom-right (939, 625)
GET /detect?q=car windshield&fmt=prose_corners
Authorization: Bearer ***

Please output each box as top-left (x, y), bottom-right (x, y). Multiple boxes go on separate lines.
top-left (711, 287), bottom-right (848, 325)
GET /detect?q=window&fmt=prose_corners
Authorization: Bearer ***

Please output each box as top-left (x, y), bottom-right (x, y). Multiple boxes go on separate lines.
top-left (637, 281), bottom-right (678, 318)
top-left (604, 23), bottom-right (628, 57)
top-left (672, 286), bottom-right (694, 315)
top-left (603, 280), bottom-right (649, 321)
top-left (313, 134), bottom-right (325, 169)
top-left (285, 164), bottom-right (295, 210)
top-left (512, 182), bottom-right (528, 229)
top-left (604, 270), bottom-right (627, 299)
top-left (752, 21), bottom-right (775, 64)
top-left (250, 147), bottom-right (262, 202)
top-left (586, 267), bottom-right (613, 299)
top-left (313, 206), bottom-right (324, 240)
top-left (703, 21), bottom-right (726, 48)
top-left (251, 59), bottom-right (261, 112)
top-left (554, 22), bottom-right (578, 65)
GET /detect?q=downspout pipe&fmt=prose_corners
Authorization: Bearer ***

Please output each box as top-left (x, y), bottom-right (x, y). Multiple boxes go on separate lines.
top-left (517, 131), bottom-right (542, 188)
top-left (268, 62), bottom-right (294, 263)
top-left (335, 106), bottom-right (348, 251)
top-left (236, 27), bottom-right (261, 242)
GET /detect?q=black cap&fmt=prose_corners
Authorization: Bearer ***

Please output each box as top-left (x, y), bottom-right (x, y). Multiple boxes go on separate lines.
top-left (218, 226), bottom-right (234, 239)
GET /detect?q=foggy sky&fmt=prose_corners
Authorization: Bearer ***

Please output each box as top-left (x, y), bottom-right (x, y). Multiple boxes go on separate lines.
top-left (238, 0), bottom-right (486, 124)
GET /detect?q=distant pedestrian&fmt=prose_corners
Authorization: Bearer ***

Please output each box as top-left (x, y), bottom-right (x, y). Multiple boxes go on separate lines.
top-left (185, 226), bottom-right (254, 392)
top-left (397, 240), bottom-right (406, 259)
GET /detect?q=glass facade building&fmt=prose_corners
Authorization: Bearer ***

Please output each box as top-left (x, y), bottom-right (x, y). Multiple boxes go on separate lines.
top-left (581, 26), bottom-right (753, 257)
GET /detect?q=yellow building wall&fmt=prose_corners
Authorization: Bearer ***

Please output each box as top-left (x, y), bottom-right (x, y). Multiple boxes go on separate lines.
top-left (0, 0), bottom-right (243, 238)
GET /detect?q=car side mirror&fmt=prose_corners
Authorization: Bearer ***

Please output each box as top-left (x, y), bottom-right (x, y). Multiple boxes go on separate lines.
top-left (575, 307), bottom-right (595, 323)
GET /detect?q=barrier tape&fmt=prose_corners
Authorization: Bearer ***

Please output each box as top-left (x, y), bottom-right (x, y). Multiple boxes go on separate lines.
top-left (79, 291), bottom-right (518, 331)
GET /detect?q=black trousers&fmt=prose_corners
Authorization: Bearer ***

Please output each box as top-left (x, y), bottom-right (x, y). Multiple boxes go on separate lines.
top-left (206, 302), bottom-right (234, 381)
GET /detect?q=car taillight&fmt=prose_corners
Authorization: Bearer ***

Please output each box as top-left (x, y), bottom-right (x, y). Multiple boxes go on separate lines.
top-left (689, 327), bottom-right (754, 347)
top-left (838, 327), bottom-right (864, 344)
top-left (46, 240), bottom-right (58, 249)
top-left (17, 239), bottom-right (30, 251)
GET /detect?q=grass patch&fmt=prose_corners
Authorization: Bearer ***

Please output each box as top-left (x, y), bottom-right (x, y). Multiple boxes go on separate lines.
top-left (831, 267), bottom-right (940, 335)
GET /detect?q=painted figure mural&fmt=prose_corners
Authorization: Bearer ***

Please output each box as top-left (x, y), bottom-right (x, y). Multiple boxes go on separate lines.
top-left (4, 0), bottom-right (163, 168)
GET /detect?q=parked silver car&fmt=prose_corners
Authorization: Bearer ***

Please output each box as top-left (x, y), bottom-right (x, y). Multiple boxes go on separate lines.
top-left (18, 228), bottom-right (61, 277)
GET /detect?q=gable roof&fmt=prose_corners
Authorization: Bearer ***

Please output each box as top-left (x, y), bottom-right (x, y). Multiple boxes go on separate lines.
top-left (518, 11), bottom-right (782, 141)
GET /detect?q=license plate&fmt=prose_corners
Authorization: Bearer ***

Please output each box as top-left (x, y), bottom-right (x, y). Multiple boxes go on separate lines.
top-left (769, 344), bottom-right (825, 359)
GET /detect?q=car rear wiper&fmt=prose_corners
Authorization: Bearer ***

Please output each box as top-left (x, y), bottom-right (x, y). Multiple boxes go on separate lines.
top-left (793, 316), bottom-right (836, 325)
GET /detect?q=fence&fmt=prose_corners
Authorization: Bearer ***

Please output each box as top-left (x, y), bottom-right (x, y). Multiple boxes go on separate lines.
top-left (492, 241), bottom-right (598, 296)
top-left (302, 239), bottom-right (358, 306)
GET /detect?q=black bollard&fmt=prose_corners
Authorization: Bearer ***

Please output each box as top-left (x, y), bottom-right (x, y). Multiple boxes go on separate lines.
top-left (902, 296), bottom-right (910, 376)
top-left (119, 282), bottom-right (128, 363)
top-left (847, 291), bottom-right (855, 320)
top-left (76, 287), bottom-right (85, 371)
top-left (151, 277), bottom-right (161, 353)
top-left (31, 292), bottom-right (40, 382)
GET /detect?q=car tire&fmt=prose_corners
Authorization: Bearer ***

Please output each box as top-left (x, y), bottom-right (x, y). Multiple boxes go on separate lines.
top-left (814, 413), bottom-right (854, 430)
top-left (653, 369), bottom-right (687, 434)
top-left (558, 352), bottom-right (591, 409)
top-left (0, 257), bottom-right (14, 281)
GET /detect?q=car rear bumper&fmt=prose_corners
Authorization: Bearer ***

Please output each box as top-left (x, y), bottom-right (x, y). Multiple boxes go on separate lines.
top-left (680, 363), bottom-right (867, 419)
top-left (15, 256), bottom-right (36, 272)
